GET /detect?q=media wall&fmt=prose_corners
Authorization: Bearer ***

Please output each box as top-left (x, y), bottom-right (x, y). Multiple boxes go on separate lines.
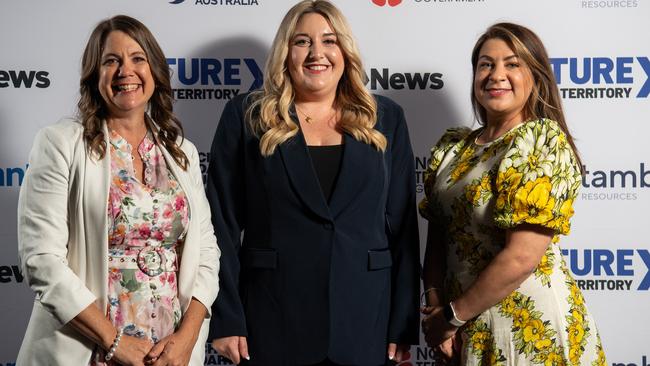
top-left (1, 0), bottom-right (648, 364)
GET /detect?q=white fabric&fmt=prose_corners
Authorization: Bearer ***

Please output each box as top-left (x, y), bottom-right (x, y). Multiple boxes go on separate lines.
top-left (16, 117), bottom-right (220, 365)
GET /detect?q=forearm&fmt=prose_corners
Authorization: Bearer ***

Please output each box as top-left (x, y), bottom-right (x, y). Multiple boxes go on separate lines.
top-left (422, 223), bottom-right (447, 307)
top-left (68, 302), bottom-right (118, 351)
top-left (178, 298), bottom-right (208, 340)
top-left (452, 247), bottom-right (536, 321)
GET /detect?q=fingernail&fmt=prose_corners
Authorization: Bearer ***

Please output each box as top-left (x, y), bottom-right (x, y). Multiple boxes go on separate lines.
top-left (245, 356), bottom-right (251, 360)
top-left (389, 354), bottom-right (394, 360)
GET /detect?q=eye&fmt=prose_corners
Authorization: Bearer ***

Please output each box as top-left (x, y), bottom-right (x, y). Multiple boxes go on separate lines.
top-left (478, 61), bottom-right (493, 70)
top-left (133, 55), bottom-right (148, 63)
top-left (293, 38), bottom-right (311, 47)
top-left (506, 62), bottom-right (520, 69)
top-left (323, 38), bottom-right (338, 45)
top-left (102, 57), bottom-right (118, 66)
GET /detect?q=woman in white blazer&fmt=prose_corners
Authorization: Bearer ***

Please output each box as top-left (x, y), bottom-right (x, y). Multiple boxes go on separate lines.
top-left (16, 15), bottom-right (220, 366)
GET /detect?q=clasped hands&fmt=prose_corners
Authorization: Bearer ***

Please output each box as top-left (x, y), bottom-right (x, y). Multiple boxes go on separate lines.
top-left (421, 306), bottom-right (462, 363)
top-left (111, 330), bottom-right (196, 366)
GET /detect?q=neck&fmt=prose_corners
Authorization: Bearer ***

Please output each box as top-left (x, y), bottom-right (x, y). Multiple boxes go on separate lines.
top-left (480, 112), bottom-right (525, 143)
top-left (107, 114), bottom-right (148, 142)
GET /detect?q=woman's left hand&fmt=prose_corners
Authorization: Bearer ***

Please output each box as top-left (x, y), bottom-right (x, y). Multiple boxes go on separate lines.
top-left (421, 306), bottom-right (458, 349)
top-left (145, 330), bottom-right (197, 366)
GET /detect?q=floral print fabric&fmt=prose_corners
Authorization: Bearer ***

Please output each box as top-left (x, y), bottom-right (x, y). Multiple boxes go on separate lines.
top-left (90, 130), bottom-right (189, 365)
top-left (419, 119), bottom-right (606, 366)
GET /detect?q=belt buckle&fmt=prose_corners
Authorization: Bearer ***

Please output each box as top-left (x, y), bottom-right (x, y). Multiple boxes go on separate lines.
top-left (137, 246), bottom-right (166, 276)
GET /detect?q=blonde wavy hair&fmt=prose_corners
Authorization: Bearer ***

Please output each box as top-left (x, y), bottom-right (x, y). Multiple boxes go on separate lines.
top-left (247, 0), bottom-right (386, 156)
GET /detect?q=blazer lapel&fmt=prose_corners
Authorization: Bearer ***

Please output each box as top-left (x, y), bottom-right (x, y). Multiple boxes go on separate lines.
top-left (328, 133), bottom-right (382, 219)
top-left (278, 123), bottom-right (332, 222)
top-left (82, 123), bottom-right (110, 311)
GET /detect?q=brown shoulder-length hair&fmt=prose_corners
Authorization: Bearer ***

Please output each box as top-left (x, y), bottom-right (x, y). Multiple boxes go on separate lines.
top-left (78, 15), bottom-right (188, 169)
top-left (470, 22), bottom-right (583, 170)
top-left (247, 0), bottom-right (386, 156)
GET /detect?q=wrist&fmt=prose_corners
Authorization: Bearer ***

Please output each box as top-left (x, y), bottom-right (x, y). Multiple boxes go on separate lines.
top-left (443, 301), bottom-right (467, 327)
top-left (104, 327), bottom-right (123, 361)
top-left (101, 328), bottom-right (119, 351)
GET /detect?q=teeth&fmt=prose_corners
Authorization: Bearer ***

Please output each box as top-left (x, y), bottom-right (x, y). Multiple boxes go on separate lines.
top-left (114, 84), bottom-right (139, 92)
top-left (307, 65), bottom-right (327, 71)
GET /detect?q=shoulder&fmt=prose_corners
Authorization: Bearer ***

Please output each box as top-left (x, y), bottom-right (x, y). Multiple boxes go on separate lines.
top-left (39, 117), bottom-right (84, 140)
top-left (516, 118), bottom-right (565, 139)
top-left (373, 94), bottom-right (406, 134)
top-left (435, 126), bottom-right (474, 151)
top-left (374, 94), bottom-right (403, 113)
top-left (177, 137), bottom-right (199, 158)
top-left (33, 117), bottom-right (84, 151)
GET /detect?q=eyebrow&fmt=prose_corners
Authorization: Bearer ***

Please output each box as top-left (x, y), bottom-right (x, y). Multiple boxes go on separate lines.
top-left (292, 32), bottom-right (337, 38)
top-left (101, 50), bottom-right (147, 59)
top-left (478, 54), bottom-right (518, 61)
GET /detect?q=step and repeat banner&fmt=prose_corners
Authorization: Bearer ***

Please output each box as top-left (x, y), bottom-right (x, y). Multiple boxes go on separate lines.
top-left (1, 0), bottom-right (648, 365)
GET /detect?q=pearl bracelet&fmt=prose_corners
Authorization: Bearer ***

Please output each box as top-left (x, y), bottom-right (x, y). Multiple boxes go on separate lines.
top-left (105, 327), bottom-right (124, 361)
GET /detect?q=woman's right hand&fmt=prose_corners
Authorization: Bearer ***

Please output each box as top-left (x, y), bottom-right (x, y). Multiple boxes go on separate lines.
top-left (211, 336), bottom-right (249, 364)
top-left (112, 335), bottom-right (154, 366)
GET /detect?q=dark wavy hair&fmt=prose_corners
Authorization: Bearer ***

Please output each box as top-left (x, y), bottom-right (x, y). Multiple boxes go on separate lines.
top-left (78, 15), bottom-right (187, 169)
top-left (470, 22), bottom-right (582, 170)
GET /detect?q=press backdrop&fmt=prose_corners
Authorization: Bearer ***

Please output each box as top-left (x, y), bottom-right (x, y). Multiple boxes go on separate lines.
top-left (1, 0), bottom-right (648, 365)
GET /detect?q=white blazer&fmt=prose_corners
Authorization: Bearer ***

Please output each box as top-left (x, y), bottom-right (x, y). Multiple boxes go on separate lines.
top-left (16, 118), bottom-right (220, 365)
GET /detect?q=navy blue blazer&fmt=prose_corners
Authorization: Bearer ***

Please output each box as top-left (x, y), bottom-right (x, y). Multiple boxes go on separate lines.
top-left (207, 93), bottom-right (420, 366)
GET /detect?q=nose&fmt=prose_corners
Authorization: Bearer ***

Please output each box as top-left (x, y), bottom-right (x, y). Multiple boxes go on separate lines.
top-left (309, 41), bottom-right (324, 59)
top-left (489, 62), bottom-right (507, 82)
top-left (118, 60), bottom-right (134, 77)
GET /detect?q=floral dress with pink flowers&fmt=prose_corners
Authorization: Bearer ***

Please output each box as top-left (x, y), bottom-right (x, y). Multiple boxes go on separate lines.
top-left (90, 130), bottom-right (189, 365)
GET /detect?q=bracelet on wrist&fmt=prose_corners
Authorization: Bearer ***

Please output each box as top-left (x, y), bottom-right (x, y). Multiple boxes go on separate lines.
top-left (443, 301), bottom-right (467, 327)
top-left (105, 327), bottom-right (123, 361)
top-left (420, 287), bottom-right (443, 307)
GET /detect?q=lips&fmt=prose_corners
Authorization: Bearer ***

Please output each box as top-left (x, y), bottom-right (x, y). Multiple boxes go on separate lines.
top-left (486, 88), bottom-right (511, 97)
top-left (304, 64), bottom-right (329, 73)
top-left (112, 84), bottom-right (141, 93)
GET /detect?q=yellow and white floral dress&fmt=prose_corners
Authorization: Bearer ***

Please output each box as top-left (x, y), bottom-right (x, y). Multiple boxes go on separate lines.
top-left (419, 119), bottom-right (606, 366)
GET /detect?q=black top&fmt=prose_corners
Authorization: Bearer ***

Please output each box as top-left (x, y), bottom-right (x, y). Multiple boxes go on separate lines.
top-left (308, 144), bottom-right (344, 203)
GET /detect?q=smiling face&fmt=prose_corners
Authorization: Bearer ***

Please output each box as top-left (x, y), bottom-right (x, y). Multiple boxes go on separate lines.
top-left (473, 38), bottom-right (534, 126)
top-left (287, 12), bottom-right (345, 100)
top-left (98, 30), bottom-right (155, 119)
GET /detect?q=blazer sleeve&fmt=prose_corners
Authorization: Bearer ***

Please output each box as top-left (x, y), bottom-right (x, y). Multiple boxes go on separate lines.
top-left (17, 126), bottom-right (96, 325)
top-left (385, 103), bottom-right (421, 344)
top-left (207, 97), bottom-right (248, 339)
top-left (186, 142), bottom-right (221, 315)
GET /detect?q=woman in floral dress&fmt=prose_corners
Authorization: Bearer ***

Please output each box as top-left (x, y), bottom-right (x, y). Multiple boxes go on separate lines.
top-left (16, 16), bottom-right (219, 366)
top-left (419, 23), bottom-right (606, 365)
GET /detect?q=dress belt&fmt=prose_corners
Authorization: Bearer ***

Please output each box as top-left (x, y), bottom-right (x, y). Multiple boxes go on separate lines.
top-left (108, 246), bottom-right (178, 276)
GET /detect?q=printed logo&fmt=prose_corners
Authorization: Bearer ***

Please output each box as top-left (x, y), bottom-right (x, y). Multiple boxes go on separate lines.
top-left (0, 70), bottom-right (50, 88)
top-left (167, 58), bottom-right (263, 100)
top-left (0, 265), bottom-right (23, 284)
top-left (562, 249), bottom-right (650, 291)
top-left (372, 0), bottom-right (403, 6)
top-left (169, 0), bottom-right (260, 5)
top-left (366, 68), bottom-right (444, 91)
top-left (204, 342), bottom-right (234, 365)
top-left (414, 155), bottom-right (430, 194)
top-left (0, 165), bottom-right (28, 187)
top-left (580, 0), bottom-right (638, 8)
top-left (550, 57), bottom-right (650, 99)
top-left (579, 163), bottom-right (649, 201)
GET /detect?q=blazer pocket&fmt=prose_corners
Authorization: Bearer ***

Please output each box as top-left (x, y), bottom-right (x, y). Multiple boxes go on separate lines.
top-left (368, 249), bottom-right (392, 271)
top-left (243, 248), bottom-right (278, 269)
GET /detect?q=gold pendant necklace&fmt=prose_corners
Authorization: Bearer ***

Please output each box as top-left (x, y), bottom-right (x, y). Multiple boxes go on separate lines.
top-left (295, 105), bottom-right (336, 125)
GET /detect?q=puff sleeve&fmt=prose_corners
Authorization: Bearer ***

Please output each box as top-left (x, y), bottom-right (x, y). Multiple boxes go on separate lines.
top-left (418, 127), bottom-right (472, 221)
top-left (493, 119), bottom-right (582, 235)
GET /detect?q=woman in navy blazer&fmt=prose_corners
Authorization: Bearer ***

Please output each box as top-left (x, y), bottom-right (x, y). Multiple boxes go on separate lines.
top-left (207, 1), bottom-right (420, 365)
